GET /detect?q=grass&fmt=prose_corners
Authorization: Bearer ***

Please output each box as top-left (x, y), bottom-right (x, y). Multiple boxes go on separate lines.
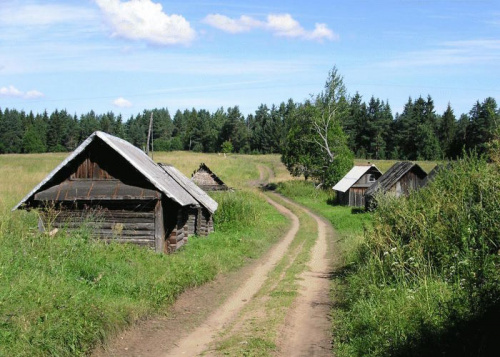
top-left (0, 151), bottom-right (446, 356)
top-left (0, 152), bottom-right (288, 356)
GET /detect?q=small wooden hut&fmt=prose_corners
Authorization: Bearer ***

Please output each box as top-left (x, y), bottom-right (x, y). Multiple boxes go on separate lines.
top-left (365, 161), bottom-right (427, 209)
top-left (13, 131), bottom-right (217, 253)
top-left (423, 164), bottom-right (448, 186)
top-left (332, 165), bottom-right (382, 207)
top-left (191, 163), bottom-right (230, 191)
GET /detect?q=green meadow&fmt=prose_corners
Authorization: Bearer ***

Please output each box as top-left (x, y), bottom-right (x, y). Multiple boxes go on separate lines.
top-left (0, 152), bottom-right (289, 356)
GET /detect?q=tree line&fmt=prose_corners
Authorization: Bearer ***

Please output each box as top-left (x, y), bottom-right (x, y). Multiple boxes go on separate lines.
top-left (1, 85), bottom-right (498, 162)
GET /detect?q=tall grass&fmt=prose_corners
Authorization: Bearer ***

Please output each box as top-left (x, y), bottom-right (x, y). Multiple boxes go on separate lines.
top-left (334, 153), bottom-right (500, 357)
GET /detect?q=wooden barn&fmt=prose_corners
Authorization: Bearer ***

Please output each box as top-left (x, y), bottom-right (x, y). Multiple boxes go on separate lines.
top-left (332, 165), bottom-right (382, 207)
top-left (365, 161), bottom-right (427, 209)
top-left (191, 163), bottom-right (230, 191)
top-left (13, 131), bottom-right (217, 253)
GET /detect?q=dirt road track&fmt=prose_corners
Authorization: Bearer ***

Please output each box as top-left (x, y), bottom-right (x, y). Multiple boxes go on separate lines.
top-left (164, 196), bottom-right (299, 356)
top-left (276, 195), bottom-right (334, 356)
top-left (93, 165), bottom-right (336, 357)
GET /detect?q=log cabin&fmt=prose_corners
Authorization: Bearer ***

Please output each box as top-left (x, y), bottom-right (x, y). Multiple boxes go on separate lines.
top-left (191, 163), bottom-right (230, 191)
top-left (364, 161), bottom-right (427, 210)
top-left (332, 165), bottom-right (382, 207)
top-left (13, 131), bottom-right (217, 253)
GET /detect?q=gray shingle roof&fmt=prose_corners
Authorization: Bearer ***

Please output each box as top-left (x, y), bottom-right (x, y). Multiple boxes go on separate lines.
top-left (365, 161), bottom-right (426, 197)
top-left (13, 131), bottom-right (218, 213)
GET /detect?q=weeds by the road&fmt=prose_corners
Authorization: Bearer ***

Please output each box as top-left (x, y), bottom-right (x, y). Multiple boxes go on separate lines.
top-left (279, 153), bottom-right (500, 357)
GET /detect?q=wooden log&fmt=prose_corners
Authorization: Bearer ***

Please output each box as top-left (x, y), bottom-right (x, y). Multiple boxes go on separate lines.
top-left (91, 229), bottom-right (155, 237)
top-left (52, 221), bottom-right (154, 231)
top-left (101, 238), bottom-right (154, 246)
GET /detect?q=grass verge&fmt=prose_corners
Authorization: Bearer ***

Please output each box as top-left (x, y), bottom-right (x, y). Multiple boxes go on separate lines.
top-left (0, 189), bottom-right (287, 356)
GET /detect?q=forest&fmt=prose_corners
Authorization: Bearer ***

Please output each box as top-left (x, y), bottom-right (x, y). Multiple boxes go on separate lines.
top-left (0, 90), bottom-right (498, 163)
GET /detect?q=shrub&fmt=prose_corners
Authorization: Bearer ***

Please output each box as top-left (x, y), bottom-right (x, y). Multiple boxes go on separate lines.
top-left (334, 152), bottom-right (500, 356)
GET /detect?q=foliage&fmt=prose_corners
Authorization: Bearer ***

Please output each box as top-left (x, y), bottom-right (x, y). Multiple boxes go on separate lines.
top-left (281, 67), bottom-right (354, 185)
top-left (220, 140), bottom-right (233, 154)
top-left (0, 75), bottom-right (499, 161)
top-left (333, 152), bottom-right (500, 356)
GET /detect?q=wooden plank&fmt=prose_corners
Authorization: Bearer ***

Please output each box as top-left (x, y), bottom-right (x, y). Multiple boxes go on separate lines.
top-left (92, 229), bottom-right (155, 237)
top-left (101, 238), bottom-right (154, 246)
top-left (52, 221), bottom-right (154, 231)
top-left (155, 201), bottom-right (165, 253)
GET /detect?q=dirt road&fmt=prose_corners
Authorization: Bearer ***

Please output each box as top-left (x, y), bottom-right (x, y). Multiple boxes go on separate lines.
top-left (94, 166), bottom-right (335, 357)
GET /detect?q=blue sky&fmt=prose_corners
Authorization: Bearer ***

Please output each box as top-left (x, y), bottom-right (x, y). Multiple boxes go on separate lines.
top-left (1, 0), bottom-right (499, 119)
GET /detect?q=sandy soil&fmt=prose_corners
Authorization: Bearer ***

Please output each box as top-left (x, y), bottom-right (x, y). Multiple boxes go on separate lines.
top-left (276, 195), bottom-right (335, 356)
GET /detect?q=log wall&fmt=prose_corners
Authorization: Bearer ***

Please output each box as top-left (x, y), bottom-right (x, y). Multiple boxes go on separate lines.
top-left (39, 200), bottom-right (158, 249)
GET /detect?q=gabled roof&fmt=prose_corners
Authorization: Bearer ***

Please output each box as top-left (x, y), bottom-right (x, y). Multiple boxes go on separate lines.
top-left (365, 161), bottom-right (427, 197)
top-left (192, 163), bottom-right (228, 188)
top-left (158, 163), bottom-right (218, 213)
top-left (13, 131), bottom-right (218, 213)
top-left (332, 165), bottom-right (380, 193)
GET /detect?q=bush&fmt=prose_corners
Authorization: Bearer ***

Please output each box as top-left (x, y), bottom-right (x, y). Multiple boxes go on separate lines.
top-left (334, 153), bottom-right (500, 356)
top-left (211, 191), bottom-right (261, 230)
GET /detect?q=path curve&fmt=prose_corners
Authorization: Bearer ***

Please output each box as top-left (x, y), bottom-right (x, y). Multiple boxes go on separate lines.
top-left (164, 196), bottom-right (299, 356)
top-left (93, 164), bottom-right (336, 357)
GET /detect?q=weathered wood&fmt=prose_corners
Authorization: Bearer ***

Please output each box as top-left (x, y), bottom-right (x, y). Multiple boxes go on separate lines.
top-left (55, 210), bottom-right (154, 218)
top-left (154, 200), bottom-right (165, 253)
top-left (89, 229), bottom-right (155, 237)
top-left (52, 221), bottom-right (154, 230)
top-left (101, 238), bottom-right (155, 246)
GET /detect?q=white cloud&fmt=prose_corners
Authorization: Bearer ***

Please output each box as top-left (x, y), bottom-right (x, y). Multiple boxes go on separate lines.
top-left (25, 90), bottom-right (44, 99)
top-left (380, 39), bottom-right (500, 68)
top-left (202, 14), bottom-right (263, 33)
top-left (308, 23), bottom-right (338, 42)
top-left (113, 97), bottom-right (132, 108)
top-left (266, 14), bottom-right (304, 38)
top-left (203, 13), bottom-right (337, 42)
top-left (0, 85), bottom-right (44, 99)
top-left (95, 0), bottom-right (196, 45)
top-left (0, 85), bottom-right (23, 97)
top-left (0, 4), bottom-right (97, 26)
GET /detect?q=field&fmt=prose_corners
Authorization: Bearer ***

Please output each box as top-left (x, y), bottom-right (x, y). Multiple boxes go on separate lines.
top-left (0, 152), bottom-right (292, 356)
top-left (2, 151), bottom-right (463, 356)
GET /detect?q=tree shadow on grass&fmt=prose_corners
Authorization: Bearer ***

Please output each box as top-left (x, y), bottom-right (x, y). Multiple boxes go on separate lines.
top-left (391, 302), bottom-right (500, 357)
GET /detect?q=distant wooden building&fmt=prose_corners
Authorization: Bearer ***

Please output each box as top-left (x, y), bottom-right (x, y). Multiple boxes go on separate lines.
top-left (365, 161), bottom-right (427, 209)
top-left (191, 163), bottom-right (230, 191)
top-left (423, 164), bottom-right (448, 186)
top-left (332, 165), bottom-right (382, 207)
top-left (13, 131), bottom-right (217, 253)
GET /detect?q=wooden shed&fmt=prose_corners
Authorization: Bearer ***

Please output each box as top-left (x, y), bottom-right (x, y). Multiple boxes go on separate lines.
top-left (365, 161), bottom-right (427, 209)
top-left (13, 131), bottom-right (218, 253)
top-left (332, 165), bottom-right (382, 207)
top-left (191, 163), bottom-right (230, 191)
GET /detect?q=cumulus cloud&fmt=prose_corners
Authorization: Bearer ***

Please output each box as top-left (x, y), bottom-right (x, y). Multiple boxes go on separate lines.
top-left (113, 97), bottom-right (132, 108)
top-left (95, 0), bottom-right (196, 45)
top-left (25, 90), bottom-right (44, 99)
top-left (202, 13), bottom-right (337, 42)
top-left (0, 4), bottom-right (97, 26)
top-left (0, 85), bottom-right (44, 99)
top-left (202, 14), bottom-right (263, 33)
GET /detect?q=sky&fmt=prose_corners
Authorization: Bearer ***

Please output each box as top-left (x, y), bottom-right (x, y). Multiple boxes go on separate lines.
top-left (1, 0), bottom-right (499, 119)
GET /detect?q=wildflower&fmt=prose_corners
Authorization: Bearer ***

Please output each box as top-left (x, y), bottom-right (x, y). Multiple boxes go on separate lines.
top-left (383, 251), bottom-right (389, 256)
top-left (390, 247), bottom-right (397, 253)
